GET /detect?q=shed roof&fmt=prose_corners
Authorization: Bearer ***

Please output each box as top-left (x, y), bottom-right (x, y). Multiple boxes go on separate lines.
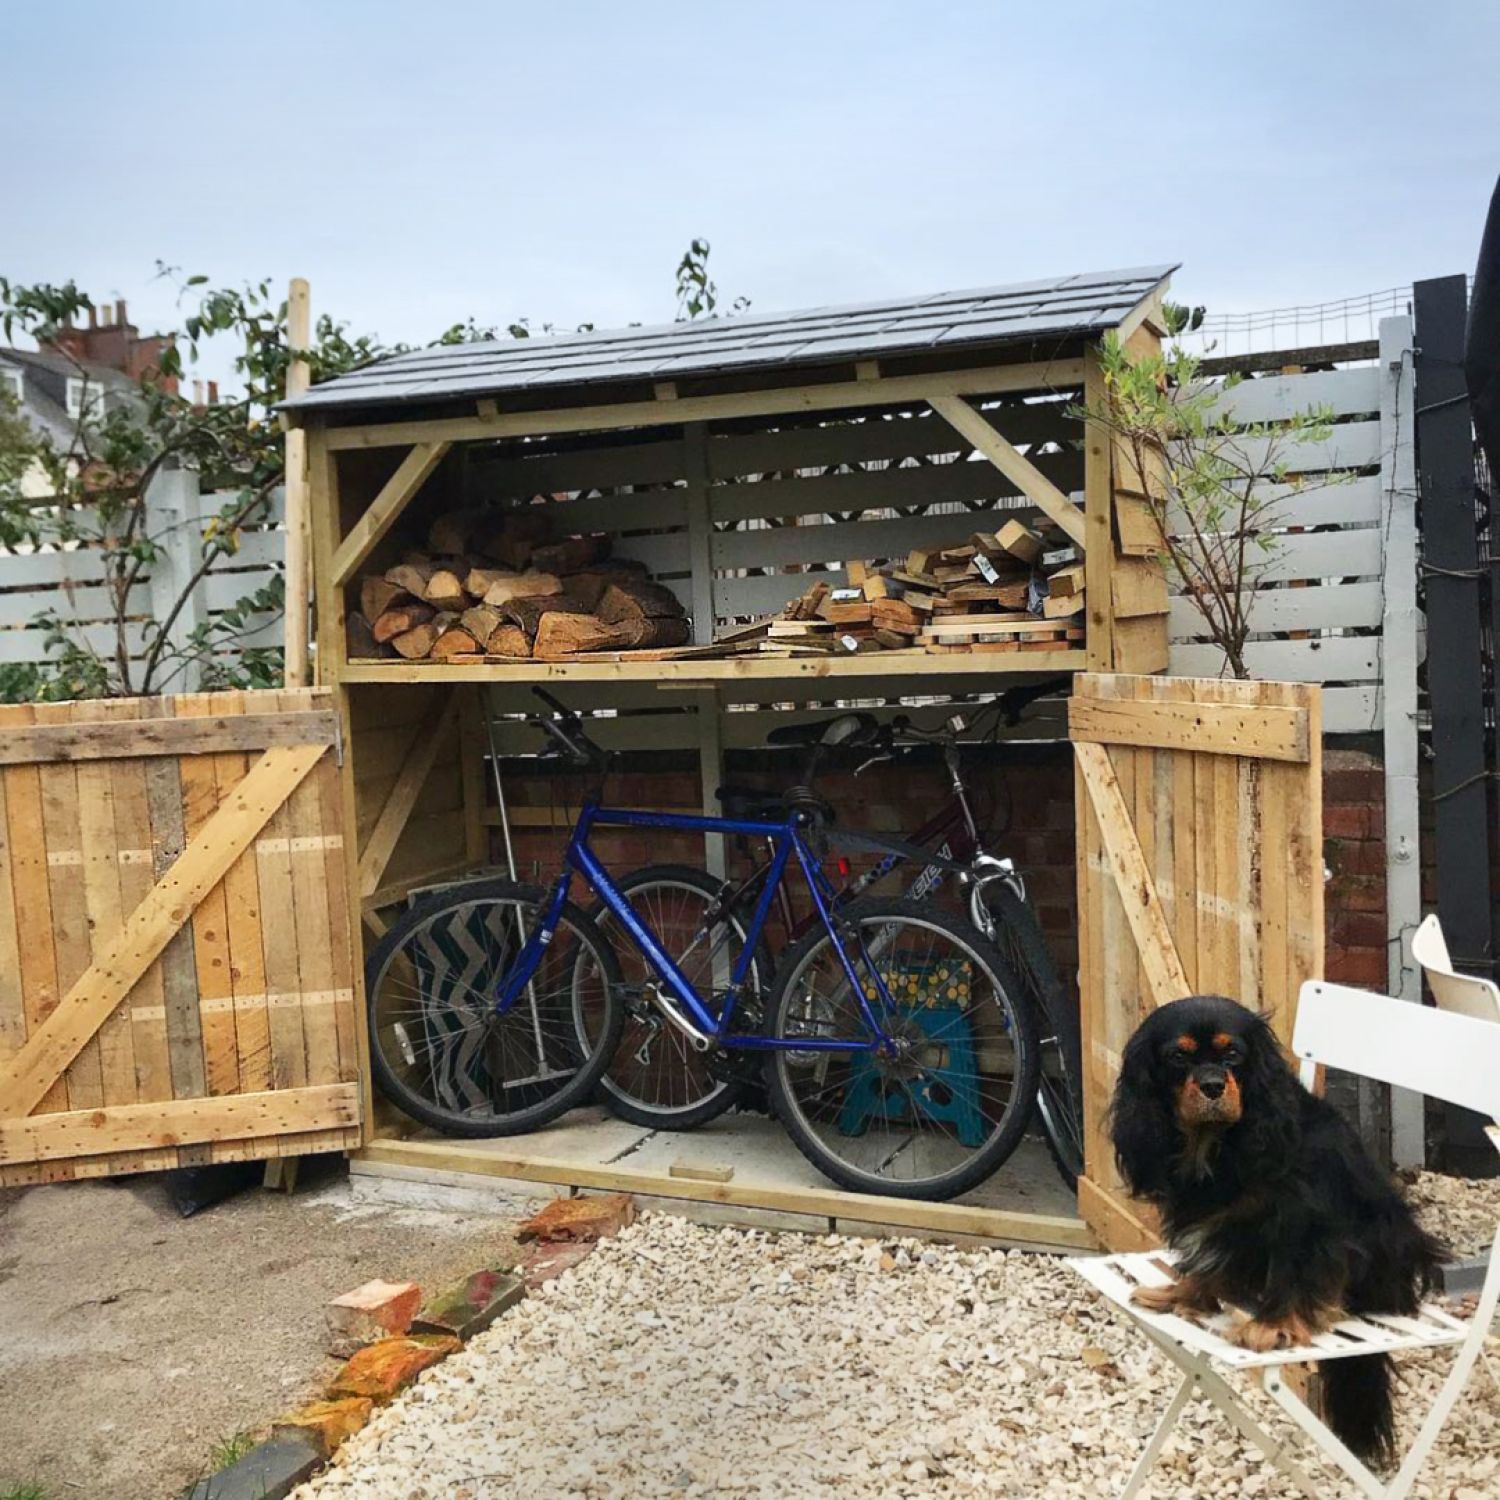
top-left (285, 263), bottom-right (1174, 415)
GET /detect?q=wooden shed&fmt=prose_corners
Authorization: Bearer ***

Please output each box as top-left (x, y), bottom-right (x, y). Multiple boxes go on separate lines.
top-left (270, 266), bottom-right (1183, 1245)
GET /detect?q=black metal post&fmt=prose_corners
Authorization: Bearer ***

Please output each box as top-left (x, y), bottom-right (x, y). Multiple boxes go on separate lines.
top-left (1413, 274), bottom-right (1496, 1176)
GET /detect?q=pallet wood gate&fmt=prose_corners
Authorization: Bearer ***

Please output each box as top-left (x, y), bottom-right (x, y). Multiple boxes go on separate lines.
top-left (0, 688), bottom-right (361, 1185)
top-left (1070, 673), bottom-right (1323, 1252)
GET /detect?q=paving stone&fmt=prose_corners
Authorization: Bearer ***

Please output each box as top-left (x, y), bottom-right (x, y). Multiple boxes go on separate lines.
top-left (516, 1192), bottom-right (635, 1244)
top-left (272, 1397), bottom-right (374, 1457)
top-left (325, 1333), bottom-right (461, 1403)
top-left (181, 1431), bottom-right (320, 1500)
top-left (412, 1268), bottom-right (526, 1340)
top-left (325, 1278), bottom-right (422, 1355)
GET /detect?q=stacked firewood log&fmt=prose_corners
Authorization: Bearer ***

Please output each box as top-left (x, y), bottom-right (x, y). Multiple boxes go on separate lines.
top-left (716, 521), bottom-right (1085, 657)
top-left (348, 508), bottom-right (690, 661)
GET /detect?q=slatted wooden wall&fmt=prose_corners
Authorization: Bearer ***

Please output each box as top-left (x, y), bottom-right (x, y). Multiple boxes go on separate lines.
top-left (1070, 673), bottom-right (1323, 1252)
top-left (1165, 356), bottom-right (1400, 734)
top-left (0, 688), bottom-right (361, 1185)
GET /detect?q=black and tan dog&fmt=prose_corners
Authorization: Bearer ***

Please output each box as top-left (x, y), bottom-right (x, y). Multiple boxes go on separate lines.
top-left (1110, 995), bottom-right (1445, 1467)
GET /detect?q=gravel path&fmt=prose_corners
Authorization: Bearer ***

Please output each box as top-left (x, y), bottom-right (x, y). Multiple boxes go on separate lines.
top-left (298, 1200), bottom-right (1499, 1500)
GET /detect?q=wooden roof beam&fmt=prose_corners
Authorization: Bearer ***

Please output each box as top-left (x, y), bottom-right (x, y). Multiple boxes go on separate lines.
top-left (927, 393), bottom-right (1088, 548)
top-left (321, 357), bottom-right (1087, 452)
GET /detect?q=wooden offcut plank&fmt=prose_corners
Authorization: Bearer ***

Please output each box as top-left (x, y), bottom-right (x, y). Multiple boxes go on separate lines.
top-left (1068, 696), bottom-right (1310, 763)
top-left (0, 769), bottom-right (24, 1065)
top-left (0, 742), bottom-right (325, 1120)
top-left (0, 1082), bottom-right (359, 1163)
top-left (0, 709), bottom-right (339, 765)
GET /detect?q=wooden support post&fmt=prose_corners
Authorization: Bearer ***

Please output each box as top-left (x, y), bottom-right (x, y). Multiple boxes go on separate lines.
top-left (330, 442), bottom-right (452, 587)
top-left (696, 689), bottom-right (725, 879)
top-left (683, 422), bottom-right (715, 645)
top-left (1081, 346), bottom-right (1116, 670)
top-left (284, 277), bottom-right (313, 687)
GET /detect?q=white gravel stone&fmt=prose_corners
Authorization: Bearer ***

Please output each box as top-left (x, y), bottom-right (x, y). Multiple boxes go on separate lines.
top-left (294, 1181), bottom-right (1498, 1499)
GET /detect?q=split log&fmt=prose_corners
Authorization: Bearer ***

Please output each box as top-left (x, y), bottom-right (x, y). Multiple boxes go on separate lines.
top-left (561, 562), bottom-right (651, 611)
top-left (346, 613), bottom-right (394, 659)
top-left (480, 533), bottom-right (534, 570)
top-left (423, 568), bottom-right (469, 611)
top-left (609, 616), bottom-right (691, 649)
top-left (482, 572), bottom-right (562, 607)
top-left (391, 611), bottom-right (459, 659)
top-left (499, 593), bottom-right (589, 639)
top-left (360, 577), bottom-right (413, 621)
top-left (464, 565), bottom-right (517, 599)
top-left (372, 602), bottom-right (436, 643)
top-left (428, 510), bottom-right (485, 556)
top-left (485, 623), bottom-right (531, 657)
top-left (529, 533), bottom-right (610, 575)
top-left (385, 559), bottom-right (438, 598)
top-left (460, 604), bottom-right (506, 643)
top-left (533, 611), bottom-right (627, 658)
top-left (596, 579), bottom-right (685, 624)
top-left (430, 627), bottom-right (481, 659)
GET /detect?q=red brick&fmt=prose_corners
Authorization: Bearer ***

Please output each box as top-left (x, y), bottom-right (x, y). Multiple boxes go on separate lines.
top-left (274, 1398), bottom-right (374, 1457)
top-left (517, 1192), bottom-right (635, 1244)
top-left (1324, 803), bottom-right (1378, 840)
top-left (1330, 909), bottom-right (1386, 948)
top-left (520, 1241), bottom-right (594, 1289)
top-left (325, 1279), bottom-right (422, 1356)
top-left (1327, 947), bottom-right (1386, 986)
top-left (326, 1334), bottom-right (460, 1402)
top-left (1324, 768), bottom-right (1383, 803)
top-left (1328, 876), bottom-right (1384, 913)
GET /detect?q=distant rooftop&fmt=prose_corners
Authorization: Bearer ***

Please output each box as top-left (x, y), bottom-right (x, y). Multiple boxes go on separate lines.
top-left (285, 263), bottom-right (1175, 416)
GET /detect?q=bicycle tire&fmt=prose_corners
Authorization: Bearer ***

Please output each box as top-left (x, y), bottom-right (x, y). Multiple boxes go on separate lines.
top-left (765, 897), bottom-right (1040, 1200)
top-left (988, 885), bottom-right (1084, 1189)
top-left (589, 864), bottom-right (772, 1129)
top-left (365, 878), bottom-right (623, 1137)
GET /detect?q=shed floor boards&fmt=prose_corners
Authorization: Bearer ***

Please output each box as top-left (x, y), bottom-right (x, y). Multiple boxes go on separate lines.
top-left (353, 1105), bottom-right (1087, 1251)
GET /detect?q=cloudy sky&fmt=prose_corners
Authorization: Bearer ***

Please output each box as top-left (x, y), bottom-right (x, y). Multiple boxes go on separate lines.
top-left (3, 1), bottom-right (1496, 354)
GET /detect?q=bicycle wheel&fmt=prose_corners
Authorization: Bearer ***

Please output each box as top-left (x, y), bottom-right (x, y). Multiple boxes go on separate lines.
top-left (988, 885), bottom-right (1084, 1190)
top-left (365, 878), bottom-right (623, 1137)
top-left (590, 865), bottom-right (773, 1129)
top-left (765, 897), bottom-right (1039, 1200)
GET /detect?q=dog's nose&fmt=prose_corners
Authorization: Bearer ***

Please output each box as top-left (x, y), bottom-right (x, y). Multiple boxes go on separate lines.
top-left (1197, 1072), bottom-right (1226, 1100)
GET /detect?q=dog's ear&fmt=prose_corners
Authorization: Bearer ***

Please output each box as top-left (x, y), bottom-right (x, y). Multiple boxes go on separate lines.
top-left (1109, 1020), bottom-right (1176, 1198)
top-left (1233, 1014), bottom-right (1303, 1162)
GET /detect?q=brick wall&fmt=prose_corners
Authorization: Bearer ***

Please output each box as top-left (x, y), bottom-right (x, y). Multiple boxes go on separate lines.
top-left (496, 740), bottom-right (1385, 1000)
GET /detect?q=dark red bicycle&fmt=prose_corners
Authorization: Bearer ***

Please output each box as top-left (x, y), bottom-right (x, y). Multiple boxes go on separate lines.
top-left (590, 680), bottom-right (1085, 1188)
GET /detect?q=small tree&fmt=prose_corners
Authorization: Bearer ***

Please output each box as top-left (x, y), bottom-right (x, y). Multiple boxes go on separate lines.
top-left (1074, 332), bottom-right (1343, 680)
top-left (0, 240), bottom-right (745, 700)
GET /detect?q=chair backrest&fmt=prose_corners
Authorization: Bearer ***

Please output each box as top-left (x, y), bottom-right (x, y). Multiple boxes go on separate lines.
top-left (1412, 913), bottom-right (1500, 1023)
top-left (1294, 980), bottom-right (1500, 1122)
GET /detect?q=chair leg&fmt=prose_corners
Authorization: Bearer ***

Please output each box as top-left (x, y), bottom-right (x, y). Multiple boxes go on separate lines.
top-left (1388, 1239), bottom-right (1500, 1499)
top-left (1120, 1371), bottom-right (1196, 1500)
top-left (1262, 1368), bottom-right (1384, 1500)
top-left (1135, 1327), bottom-right (1325, 1500)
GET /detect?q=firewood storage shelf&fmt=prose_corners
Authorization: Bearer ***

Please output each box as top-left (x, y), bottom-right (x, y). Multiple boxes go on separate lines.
top-left (286, 266), bottom-right (1180, 1248)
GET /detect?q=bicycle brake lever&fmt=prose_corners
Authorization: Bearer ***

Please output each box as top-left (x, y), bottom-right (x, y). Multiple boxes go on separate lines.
top-left (855, 752), bottom-right (893, 776)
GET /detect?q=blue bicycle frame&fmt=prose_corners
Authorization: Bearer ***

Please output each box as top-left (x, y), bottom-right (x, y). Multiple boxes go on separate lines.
top-left (494, 802), bottom-right (897, 1054)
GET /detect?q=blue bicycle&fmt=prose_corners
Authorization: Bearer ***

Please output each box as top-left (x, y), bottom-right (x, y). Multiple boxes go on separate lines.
top-left (365, 690), bottom-right (1039, 1200)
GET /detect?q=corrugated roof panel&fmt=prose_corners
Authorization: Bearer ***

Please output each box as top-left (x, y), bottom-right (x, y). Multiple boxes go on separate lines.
top-left (284, 263), bottom-right (1174, 413)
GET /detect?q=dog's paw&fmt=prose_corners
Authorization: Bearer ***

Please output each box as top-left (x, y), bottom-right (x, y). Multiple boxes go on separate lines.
top-left (1129, 1282), bottom-right (1180, 1312)
top-left (1229, 1314), bottom-right (1311, 1352)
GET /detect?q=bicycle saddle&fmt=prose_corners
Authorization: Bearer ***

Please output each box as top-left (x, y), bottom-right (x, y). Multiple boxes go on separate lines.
top-left (765, 712), bottom-right (878, 749)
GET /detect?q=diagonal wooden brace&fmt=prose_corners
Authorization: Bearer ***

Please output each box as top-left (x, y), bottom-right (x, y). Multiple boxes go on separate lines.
top-left (0, 743), bottom-right (327, 1118)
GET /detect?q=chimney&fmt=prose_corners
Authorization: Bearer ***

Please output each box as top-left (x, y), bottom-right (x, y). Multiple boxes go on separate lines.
top-left (116, 299), bottom-right (128, 327)
top-left (207, 380), bottom-right (219, 405)
top-left (87, 306), bottom-right (98, 329)
top-left (192, 379), bottom-right (204, 406)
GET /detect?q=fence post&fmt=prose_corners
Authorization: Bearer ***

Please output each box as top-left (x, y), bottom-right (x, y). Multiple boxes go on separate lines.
top-left (1378, 316), bottom-right (1423, 1169)
top-left (1413, 274), bottom-right (1494, 1175)
top-left (145, 463), bottom-right (207, 693)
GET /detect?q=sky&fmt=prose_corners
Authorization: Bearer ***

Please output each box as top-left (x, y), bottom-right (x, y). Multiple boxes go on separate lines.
top-left (3, 0), bottom-right (1497, 359)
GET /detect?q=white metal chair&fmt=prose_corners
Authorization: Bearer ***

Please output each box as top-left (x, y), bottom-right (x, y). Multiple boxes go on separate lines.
top-left (1412, 912), bottom-right (1500, 1024)
top-left (1069, 981), bottom-right (1500, 1499)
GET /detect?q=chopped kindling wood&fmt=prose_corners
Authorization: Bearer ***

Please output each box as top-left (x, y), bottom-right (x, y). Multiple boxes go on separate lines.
top-left (711, 526), bottom-right (1086, 658)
